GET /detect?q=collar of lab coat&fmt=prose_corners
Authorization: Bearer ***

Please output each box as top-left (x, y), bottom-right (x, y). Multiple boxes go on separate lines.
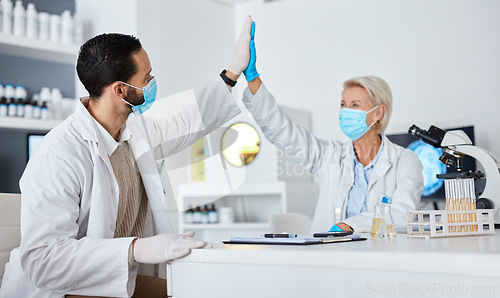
top-left (339, 135), bottom-right (396, 218)
top-left (340, 134), bottom-right (396, 190)
top-left (75, 98), bottom-right (132, 156)
top-left (74, 98), bottom-right (132, 178)
top-left (368, 136), bottom-right (395, 190)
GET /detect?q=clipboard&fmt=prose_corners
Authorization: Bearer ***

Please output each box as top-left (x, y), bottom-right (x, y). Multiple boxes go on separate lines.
top-left (223, 235), bottom-right (367, 245)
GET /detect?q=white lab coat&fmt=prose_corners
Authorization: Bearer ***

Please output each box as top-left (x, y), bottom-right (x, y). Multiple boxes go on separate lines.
top-left (0, 77), bottom-right (240, 298)
top-left (242, 84), bottom-right (424, 233)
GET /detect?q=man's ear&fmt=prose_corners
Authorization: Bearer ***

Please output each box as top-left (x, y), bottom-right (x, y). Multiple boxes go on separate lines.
top-left (111, 81), bottom-right (126, 98)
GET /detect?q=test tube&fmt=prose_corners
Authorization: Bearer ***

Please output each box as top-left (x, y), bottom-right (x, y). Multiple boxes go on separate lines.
top-left (470, 179), bottom-right (478, 231)
top-left (444, 179), bottom-right (454, 232)
top-left (456, 180), bottom-right (464, 232)
top-left (463, 179), bottom-right (470, 232)
top-left (453, 179), bottom-right (461, 232)
top-left (449, 180), bottom-right (455, 232)
top-left (462, 179), bottom-right (468, 232)
top-left (467, 179), bottom-right (477, 232)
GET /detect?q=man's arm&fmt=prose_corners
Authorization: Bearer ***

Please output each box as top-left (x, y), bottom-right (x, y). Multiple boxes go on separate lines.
top-left (18, 153), bottom-right (136, 297)
top-left (131, 17), bottom-right (255, 159)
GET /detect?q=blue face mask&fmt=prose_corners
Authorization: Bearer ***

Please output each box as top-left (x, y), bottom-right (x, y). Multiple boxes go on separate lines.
top-left (339, 105), bottom-right (379, 140)
top-left (120, 77), bottom-right (157, 116)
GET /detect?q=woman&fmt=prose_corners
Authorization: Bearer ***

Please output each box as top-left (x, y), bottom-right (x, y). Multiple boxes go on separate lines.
top-left (240, 22), bottom-right (424, 233)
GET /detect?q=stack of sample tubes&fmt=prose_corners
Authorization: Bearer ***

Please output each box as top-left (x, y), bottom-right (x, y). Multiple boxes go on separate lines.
top-left (444, 178), bottom-right (477, 232)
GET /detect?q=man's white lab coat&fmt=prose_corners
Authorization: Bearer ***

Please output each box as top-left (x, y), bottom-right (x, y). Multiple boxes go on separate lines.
top-left (242, 84), bottom-right (424, 233)
top-left (0, 77), bottom-right (240, 298)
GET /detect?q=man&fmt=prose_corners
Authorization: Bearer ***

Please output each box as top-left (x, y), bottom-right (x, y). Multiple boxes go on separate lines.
top-left (0, 17), bottom-right (254, 298)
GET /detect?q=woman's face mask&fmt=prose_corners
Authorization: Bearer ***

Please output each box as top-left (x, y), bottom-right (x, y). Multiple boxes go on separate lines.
top-left (120, 77), bottom-right (157, 116)
top-left (339, 105), bottom-right (379, 140)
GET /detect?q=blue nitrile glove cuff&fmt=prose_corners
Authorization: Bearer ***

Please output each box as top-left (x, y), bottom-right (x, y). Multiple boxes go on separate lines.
top-left (243, 22), bottom-right (260, 82)
top-left (329, 224), bottom-right (343, 232)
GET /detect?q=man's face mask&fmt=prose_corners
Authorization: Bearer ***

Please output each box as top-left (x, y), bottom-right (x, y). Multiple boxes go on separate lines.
top-left (120, 77), bottom-right (157, 116)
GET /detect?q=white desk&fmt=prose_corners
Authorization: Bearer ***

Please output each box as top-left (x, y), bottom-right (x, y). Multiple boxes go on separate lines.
top-left (167, 233), bottom-right (500, 298)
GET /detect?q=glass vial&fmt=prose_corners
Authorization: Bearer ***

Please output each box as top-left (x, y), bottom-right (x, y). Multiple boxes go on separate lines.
top-left (379, 196), bottom-right (397, 238)
top-left (370, 205), bottom-right (383, 238)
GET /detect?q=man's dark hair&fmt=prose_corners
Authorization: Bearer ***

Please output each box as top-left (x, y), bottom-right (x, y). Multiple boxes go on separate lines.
top-left (76, 33), bottom-right (143, 98)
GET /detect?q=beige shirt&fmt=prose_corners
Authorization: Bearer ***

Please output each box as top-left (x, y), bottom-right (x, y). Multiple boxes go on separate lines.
top-left (89, 115), bottom-right (148, 238)
top-left (109, 141), bottom-right (148, 238)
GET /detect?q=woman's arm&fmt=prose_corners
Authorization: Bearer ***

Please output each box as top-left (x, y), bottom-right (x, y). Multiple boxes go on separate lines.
top-left (241, 20), bottom-right (337, 174)
top-left (136, 76), bottom-right (241, 159)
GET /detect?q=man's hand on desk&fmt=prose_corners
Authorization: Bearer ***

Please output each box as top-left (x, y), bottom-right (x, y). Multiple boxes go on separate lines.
top-left (132, 231), bottom-right (212, 264)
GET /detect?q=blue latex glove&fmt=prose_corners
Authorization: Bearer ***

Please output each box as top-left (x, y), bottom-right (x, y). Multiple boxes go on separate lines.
top-left (329, 224), bottom-right (343, 232)
top-left (243, 22), bottom-right (260, 82)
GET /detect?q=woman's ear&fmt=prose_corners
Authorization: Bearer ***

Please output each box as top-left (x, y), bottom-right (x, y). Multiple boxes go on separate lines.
top-left (376, 104), bottom-right (386, 121)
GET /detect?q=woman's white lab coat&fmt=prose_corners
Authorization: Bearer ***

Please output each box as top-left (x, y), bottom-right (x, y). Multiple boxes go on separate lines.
top-left (0, 77), bottom-right (240, 298)
top-left (242, 84), bottom-right (424, 233)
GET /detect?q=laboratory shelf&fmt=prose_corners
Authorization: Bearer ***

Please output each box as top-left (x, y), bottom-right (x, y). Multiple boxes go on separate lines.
top-left (178, 182), bottom-right (287, 242)
top-left (0, 33), bottom-right (79, 65)
top-left (0, 117), bottom-right (60, 131)
top-left (182, 223), bottom-right (269, 230)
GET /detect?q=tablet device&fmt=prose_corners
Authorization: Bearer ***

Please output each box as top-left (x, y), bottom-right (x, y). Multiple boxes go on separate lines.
top-left (313, 231), bottom-right (353, 238)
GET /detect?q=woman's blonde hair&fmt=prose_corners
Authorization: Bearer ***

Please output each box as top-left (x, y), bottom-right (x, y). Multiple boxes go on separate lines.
top-left (342, 75), bottom-right (393, 134)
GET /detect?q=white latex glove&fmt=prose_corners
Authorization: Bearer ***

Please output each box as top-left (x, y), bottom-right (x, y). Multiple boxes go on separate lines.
top-left (133, 231), bottom-right (207, 264)
top-left (228, 15), bottom-right (253, 75)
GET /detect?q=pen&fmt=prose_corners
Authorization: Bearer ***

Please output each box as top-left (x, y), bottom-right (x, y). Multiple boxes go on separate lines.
top-left (264, 233), bottom-right (297, 238)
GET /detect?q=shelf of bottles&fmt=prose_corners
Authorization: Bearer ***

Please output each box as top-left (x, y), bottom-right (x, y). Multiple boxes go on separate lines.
top-left (0, 1), bottom-right (83, 130)
top-left (0, 0), bottom-right (82, 64)
top-left (0, 84), bottom-right (74, 130)
top-left (178, 182), bottom-right (287, 235)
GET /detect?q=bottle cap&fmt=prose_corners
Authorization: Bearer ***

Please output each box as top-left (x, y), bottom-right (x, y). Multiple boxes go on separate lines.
top-left (381, 196), bottom-right (392, 204)
top-left (51, 88), bottom-right (62, 103)
top-left (15, 85), bottom-right (26, 100)
top-left (61, 10), bottom-right (72, 18)
top-left (4, 85), bottom-right (15, 98)
top-left (40, 87), bottom-right (51, 101)
top-left (38, 12), bottom-right (50, 21)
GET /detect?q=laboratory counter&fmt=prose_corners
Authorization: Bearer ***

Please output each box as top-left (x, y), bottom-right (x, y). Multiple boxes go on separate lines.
top-left (167, 233), bottom-right (500, 298)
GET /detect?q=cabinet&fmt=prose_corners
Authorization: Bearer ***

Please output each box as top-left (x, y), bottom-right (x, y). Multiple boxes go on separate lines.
top-left (177, 182), bottom-right (287, 243)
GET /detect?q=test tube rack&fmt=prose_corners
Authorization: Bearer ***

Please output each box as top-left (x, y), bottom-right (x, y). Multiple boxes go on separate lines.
top-left (406, 209), bottom-right (495, 238)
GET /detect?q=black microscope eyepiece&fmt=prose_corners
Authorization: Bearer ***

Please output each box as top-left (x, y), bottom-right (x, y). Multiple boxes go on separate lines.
top-left (408, 125), bottom-right (446, 148)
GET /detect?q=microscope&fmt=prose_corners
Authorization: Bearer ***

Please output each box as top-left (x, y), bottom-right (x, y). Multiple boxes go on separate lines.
top-left (409, 125), bottom-right (500, 226)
